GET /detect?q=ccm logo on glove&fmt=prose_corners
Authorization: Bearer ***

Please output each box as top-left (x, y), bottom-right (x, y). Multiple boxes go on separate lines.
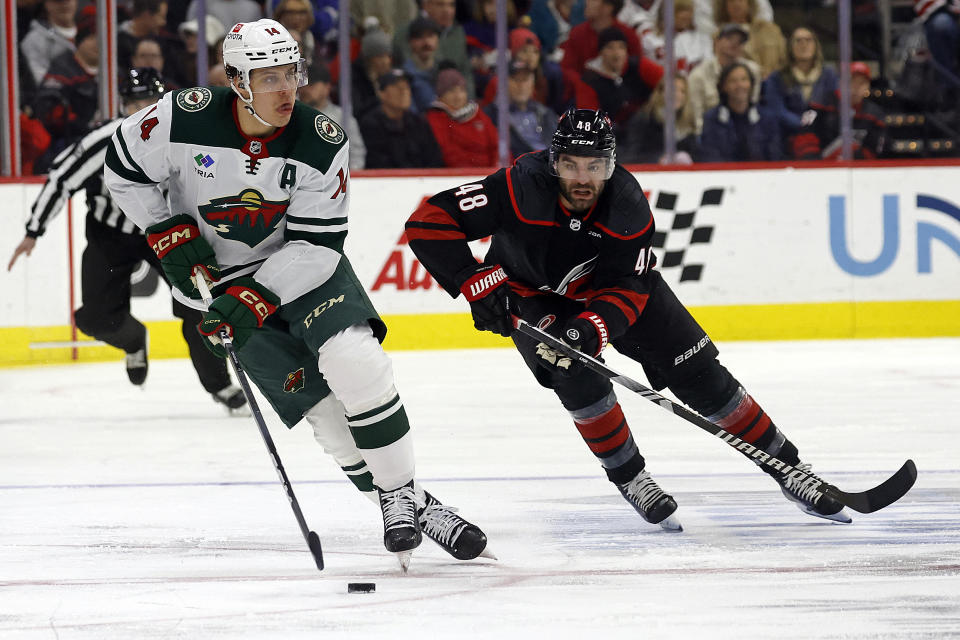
top-left (228, 285), bottom-right (276, 326)
top-left (147, 223), bottom-right (197, 259)
top-left (462, 266), bottom-right (508, 301)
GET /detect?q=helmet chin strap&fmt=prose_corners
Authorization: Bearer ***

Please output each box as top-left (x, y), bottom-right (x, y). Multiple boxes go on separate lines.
top-left (231, 81), bottom-right (279, 129)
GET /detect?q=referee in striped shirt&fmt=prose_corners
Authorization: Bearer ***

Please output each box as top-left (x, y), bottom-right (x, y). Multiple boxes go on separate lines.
top-left (8, 68), bottom-right (247, 414)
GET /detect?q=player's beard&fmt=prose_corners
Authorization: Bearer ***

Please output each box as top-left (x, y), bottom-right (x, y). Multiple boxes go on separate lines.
top-left (558, 179), bottom-right (603, 212)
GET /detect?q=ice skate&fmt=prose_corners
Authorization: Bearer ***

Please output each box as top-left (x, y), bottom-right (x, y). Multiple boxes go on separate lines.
top-left (211, 385), bottom-right (250, 416)
top-left (125, 331), bottom-right (148, 386)
top-left (418, 491), bottom-right (495, 560)
top-left (775, 462), bottom-right (852, 523)
top-left (617, 469), bottom-right (682, 531)
top-left (378, 480), bottom-right (422, 572)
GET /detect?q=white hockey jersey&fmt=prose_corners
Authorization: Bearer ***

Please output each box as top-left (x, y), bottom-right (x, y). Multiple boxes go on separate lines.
top-left (104, 86), bottom-right (351, 310)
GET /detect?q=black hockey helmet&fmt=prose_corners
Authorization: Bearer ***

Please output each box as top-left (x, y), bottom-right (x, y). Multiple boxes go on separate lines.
top-left (549, 108), bottom-right (617, 179)
top-left (119, 67), bottom-right (166, 103)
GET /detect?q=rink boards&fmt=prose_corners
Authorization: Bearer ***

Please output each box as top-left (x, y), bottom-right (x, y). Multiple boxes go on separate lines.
top-left (1, 163), bottom-right (958, 366)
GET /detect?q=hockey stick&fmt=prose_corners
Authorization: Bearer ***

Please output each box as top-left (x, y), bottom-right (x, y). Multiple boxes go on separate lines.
top-left (196, 272), bottom-right (324, 570)
top-left (515, 319), bottom-right (917, 514)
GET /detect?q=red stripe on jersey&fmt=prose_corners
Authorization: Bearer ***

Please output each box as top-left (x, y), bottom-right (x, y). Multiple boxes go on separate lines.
top-left (589, 288), bottom-right (648, 323)
top-left (592, 215), bottom-right (653, 240)
top-left (409, 201), bottom-right (461, 228)
top-left (403, 227), bottom-right (466, 242)
top-left (507, 167), bottom-right (559, 227)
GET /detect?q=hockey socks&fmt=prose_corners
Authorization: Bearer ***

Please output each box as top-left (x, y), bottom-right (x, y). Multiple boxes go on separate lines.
top-left (569, 392), bottom-right (645, 485)
top-left (703, 386), bottom-right (799, 465)
top-left (346, 393), bottom-right (415, 491)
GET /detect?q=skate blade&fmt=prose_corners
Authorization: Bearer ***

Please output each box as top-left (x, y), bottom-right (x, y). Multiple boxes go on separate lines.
top-left (396, 550), bottom-right (413, 573)
top-left (658, 513), bottom-right (683, 532)
top-left (478, 546), bottom-right (498, 561)
top-left (228, 406), bottom-right (252, 417)
top-left (802, 505), bottom-right (853, 524)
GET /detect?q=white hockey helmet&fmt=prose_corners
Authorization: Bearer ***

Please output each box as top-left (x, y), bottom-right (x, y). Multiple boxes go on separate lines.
top-left (223, 19), bottom-right (305, 96)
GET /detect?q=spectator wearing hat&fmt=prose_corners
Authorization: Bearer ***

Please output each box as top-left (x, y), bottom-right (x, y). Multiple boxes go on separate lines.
top-left (299, 64), bottom-right (367, 170)
top-left (713, 0), bottom-right (785, 80)
top-left (482, 27), bottom-right (598, 115)
top-left (186, 0), bottom-right (263, 32)
top-left (581, 27), bottom-right (663, 131)
top-left (687, 23), bottom-right (761, 133)
top-left (33, 16), bottom-right (99, 166)
top-left (351, 26), bottom-right (395, 121)
top-left (394, 0), bottom-right (474, 98)
top-left (20, 0), bottom-right (80, 85)
top-left (560, 0), bottom-right (644, 74)
top-left (700, 61), bottom-right (781, 162)
top-left (425, 68), bottom-right (499, 168)
top-left (175, 15), bottom-right (227, 86)
top-left (483, 61), bottom-right (558, 160)
top-left (791, 62), bottom-right (886, 161)
top-left (360, 69), bottom-right (444, 168)
top-left (402, 17), bottom-right (443, 112)
top-left (761, 26), bottom-right (837, 152)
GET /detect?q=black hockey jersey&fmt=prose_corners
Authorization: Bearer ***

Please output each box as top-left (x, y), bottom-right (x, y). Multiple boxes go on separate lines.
top-left (406, 150), bottom-right (658, 338)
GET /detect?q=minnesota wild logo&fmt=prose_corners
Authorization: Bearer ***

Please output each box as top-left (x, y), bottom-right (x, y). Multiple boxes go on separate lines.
top-left (198, 189), bottom-right (288, 247)
top-left (283, 368), bottom-right (305, 393)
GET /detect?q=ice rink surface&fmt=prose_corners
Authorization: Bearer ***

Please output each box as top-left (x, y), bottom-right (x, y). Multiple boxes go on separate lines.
top-left (2, 338), bottom-right (959, 639)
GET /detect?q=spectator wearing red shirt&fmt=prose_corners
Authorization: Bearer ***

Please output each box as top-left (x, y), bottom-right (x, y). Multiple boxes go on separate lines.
top-left (426, 68), bottom-right (499, 168)
top-left (560, 0), bottom-right (643, 74)
top-left (581, 27), bottom-right (663, 130)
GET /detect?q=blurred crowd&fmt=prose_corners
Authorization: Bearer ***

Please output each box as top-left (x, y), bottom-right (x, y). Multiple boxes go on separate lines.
top-left (13, 0), bottom-right (960, 173)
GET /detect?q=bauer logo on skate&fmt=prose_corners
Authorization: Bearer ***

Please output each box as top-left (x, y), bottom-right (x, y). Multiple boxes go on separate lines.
top-left (198, 189), bottom-right (288, 247)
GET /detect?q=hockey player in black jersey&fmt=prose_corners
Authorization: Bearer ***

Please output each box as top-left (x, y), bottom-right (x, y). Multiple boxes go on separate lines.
top-left (406, 108), bottom-right (852, 529)
top-left (7, 68), bottom-right (247, 414)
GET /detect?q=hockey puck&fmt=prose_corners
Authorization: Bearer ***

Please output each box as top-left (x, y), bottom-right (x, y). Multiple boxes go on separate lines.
top-left (347, 582), bottom-right (376, 594)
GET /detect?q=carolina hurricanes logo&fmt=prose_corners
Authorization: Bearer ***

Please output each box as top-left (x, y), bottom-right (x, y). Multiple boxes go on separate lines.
top-left (283, 368), bottom-right (305, 393)
top-left (198, 189), bottom-right (289, 247)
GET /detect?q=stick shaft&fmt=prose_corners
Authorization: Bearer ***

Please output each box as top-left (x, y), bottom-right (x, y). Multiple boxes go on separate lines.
top-left (196, 274), bottom-right (324, 570)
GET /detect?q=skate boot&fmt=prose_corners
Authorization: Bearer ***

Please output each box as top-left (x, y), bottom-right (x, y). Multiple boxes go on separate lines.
top-left (125, 331), bottom-right (148, 386)
top-left (211, 385), bottom-right (250, 416)
top-left (775, 462), bottom-right (852, 523)
top-left (418, 491), bottom-right (494, 561)
top-left (617, 469), bottom-right (682, 531)
top-left (378, 480), bottom-right (422, 572)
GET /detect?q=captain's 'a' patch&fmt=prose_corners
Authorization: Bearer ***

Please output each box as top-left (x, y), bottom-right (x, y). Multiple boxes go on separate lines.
top-left (177, 87), bottom-right (213, 112)
top-left (315, 113), bottom-right (344, 144)
top-left (650, 188), bottom-right (724, 282)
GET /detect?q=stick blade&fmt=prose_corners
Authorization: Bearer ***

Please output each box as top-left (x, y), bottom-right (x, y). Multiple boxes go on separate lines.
top-left (308, 531), bottom-right (324, 571)
top-left (828, 459), bottom-right (918, 514)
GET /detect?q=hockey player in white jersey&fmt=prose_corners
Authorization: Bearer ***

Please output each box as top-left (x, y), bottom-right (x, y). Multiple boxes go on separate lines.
top-left (103, 19), bottom-right (490, 570)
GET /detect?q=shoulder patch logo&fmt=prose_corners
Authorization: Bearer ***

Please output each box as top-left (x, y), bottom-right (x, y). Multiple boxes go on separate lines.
top-left (177, 87), bottom-right (213, 112)
top-left (315, 114), bottom-right (344, 144)
top-left (283, 368), bottom-right (305, 393)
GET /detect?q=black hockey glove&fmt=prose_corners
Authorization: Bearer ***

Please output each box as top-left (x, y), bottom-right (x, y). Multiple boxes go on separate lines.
top-left (457, 263), bottom-right (513, 337)
top-left (535, 312), bottom-right (609, 375)
top-left (145, 214), bottom-right (220, 300)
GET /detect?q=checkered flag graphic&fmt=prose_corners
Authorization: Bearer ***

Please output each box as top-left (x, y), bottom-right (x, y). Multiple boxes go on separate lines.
top-left (650, 187), bottom-right (724, 282)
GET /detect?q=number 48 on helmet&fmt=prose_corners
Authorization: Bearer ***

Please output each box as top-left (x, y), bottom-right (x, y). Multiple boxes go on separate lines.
top-left (549, 108), bottom-right (617, 180)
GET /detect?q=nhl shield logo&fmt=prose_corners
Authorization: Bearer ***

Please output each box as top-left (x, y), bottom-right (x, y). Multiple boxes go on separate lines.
top-left (249, 140), bottom-right (262, 155)
top-left (176, 87), bottom-right (212, 112)
top-left (283, 368), bottom-right (305, 393)
top-left (570, 218), bottom-right (582, 231)
top-left (315, 114), bottom-right (344, 144)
